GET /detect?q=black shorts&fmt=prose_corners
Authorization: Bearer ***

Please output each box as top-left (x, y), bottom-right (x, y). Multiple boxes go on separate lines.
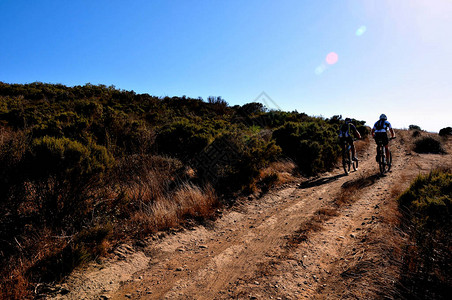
top-left (340, 136), bottom-right (354, 146)
top-left (374, 132), bottom-right (389, 146)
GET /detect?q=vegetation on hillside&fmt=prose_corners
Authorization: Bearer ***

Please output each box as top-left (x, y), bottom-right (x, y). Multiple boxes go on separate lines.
top-left (413, 136), bottom-right (446, 154)
top-left (0, 82), bottom-right (367, 298)
top-left (439, 126), bottom-right (452, 137)
top-left (397, 169), bottom-right (452, 299)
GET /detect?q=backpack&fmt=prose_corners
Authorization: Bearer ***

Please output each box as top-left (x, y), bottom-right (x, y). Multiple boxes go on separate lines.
top-left (339, 123), bottom-right (351, 137)
top-left (375, 120), bottom-right (387, 131)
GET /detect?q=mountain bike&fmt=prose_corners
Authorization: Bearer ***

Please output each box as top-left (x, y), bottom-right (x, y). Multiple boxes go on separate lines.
top-left (376, 137), bottom-right (396, 175)
top-left (341, 140), bottom-right (358, 175)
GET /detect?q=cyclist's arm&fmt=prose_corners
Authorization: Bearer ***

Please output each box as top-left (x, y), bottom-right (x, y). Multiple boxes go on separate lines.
top-left (350, 124), bottom-right (361, 139)
top-left (389, 127), bottom-right (395, 138)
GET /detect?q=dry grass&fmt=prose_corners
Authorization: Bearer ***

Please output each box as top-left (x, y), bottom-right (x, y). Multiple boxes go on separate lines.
top-left (257, 160), bottom-right (297, 193)
top-left (1, 154), bottom-right (219, 299)
top-left (354, 136), bottom-right (371, 155)
top-left (131, 183), bottom-right (218, 235)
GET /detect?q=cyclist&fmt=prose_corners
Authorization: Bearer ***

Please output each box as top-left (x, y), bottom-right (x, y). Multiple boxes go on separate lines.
top-left (371, 114), bottom-right (395, 162)
top-left (339, 118), bottom-right (362, 161)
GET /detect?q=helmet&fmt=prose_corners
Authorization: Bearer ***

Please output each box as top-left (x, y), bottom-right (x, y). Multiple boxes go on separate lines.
top-left (379, 114), bottom-right (387, 120)
top-left (345, 117), bottom-right (351, 123)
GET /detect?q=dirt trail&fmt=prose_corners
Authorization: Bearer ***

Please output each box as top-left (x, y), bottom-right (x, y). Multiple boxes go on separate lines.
top-left (51, 132), bottom-right (451, 299)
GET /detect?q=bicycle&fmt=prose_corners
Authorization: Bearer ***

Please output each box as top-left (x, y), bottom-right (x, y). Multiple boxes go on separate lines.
top-left (341, 140), bottom-right (358, 175)
top-left (376, 137), bottom-right (396, 175)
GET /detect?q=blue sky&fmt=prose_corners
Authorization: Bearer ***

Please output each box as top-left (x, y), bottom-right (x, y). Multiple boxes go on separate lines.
top-left (1, 0), bottom-right (451, 132)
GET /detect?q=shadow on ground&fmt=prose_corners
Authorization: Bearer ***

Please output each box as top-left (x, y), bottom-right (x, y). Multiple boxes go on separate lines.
top-left (299, 173), bottom-right (347, 189)
top-left (341, 174), bottom-right (380, 189)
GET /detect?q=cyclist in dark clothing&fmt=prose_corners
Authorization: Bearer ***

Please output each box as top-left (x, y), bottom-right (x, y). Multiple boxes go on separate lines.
top-left (339, 118), bottom-right (362, 161)
top-left (371, 114), bottom-right (395, 162)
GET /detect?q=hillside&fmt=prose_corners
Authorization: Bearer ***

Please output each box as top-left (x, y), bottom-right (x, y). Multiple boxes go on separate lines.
top-left (0, 82), bottom-right (367, 299)
top-left (1, 83), bottom-right (450, 299)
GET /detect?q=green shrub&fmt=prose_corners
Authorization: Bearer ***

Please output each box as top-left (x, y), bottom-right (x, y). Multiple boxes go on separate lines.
top-left (155, 119), bottom-right (214, 160)
top-left (26, 136), bottom-right (113, 179)
top-left (413, 136), bottom-right (445, 154)
top-left (398, 170), bottom-right (452, 228)
top-left (194, 133), bottom-right (281, 194)
top-left (272, 121), bottom-right (340, 175)
top-left (397, 169), bottom-right (452, 299)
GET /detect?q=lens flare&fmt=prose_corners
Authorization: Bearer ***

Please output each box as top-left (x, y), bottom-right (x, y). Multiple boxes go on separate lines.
top-left (315, 64), bottom-right (326, 75)
top-left (356, 26), bottom-right (367, 36)
top-left (325, 52), bottom-right (338, 65)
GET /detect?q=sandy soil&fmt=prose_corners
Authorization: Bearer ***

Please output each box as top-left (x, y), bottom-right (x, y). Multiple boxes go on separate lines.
top-left (49, 131), bottom-right (451, 299)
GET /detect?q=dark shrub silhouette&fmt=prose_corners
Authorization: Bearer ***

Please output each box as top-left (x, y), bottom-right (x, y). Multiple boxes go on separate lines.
top-left (439, 126), bottom-right (452, 137)
top-left (414, 136), bottom-right (445, 154)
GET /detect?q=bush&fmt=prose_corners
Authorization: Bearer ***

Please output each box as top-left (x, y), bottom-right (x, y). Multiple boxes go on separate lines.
top-left (155, 119), bottom-right (214, 161)
top-left (397, 169), bottom-right (452, 299)
top-left (412, 130), bottom-right (421, 138)
top-left (193, 133), bottom-right (281, 194)
top-left (439, 126), bottom-right (452, 137)
top-left (272, 121), bottom-right (340, 175)
top-left (409, 124), bottom-right (422, 131)
top-left (413, 136), bottom-right (445, 154)
top-left (398, 170), bottom-right (452, 227)
top-left (26, 136), bottom-right (113, 179)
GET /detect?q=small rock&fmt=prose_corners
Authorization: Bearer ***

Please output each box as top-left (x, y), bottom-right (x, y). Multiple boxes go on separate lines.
top-left (350, 234), bottom-right (355, 238)
top-left (176, 267), bottom-right (183, 271)
top-left (254, 281), bottom-right (260, 285)
top-left (199, 245), bottom-right (208, 249)
top-left (125, 294), bottom-right (132, 299)
top-left (100, 296), bottom-right (111, 300)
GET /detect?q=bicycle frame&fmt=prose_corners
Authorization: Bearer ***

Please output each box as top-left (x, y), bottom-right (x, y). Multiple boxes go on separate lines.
top-left (342, 141), bottom-right (357, 175)
top-left (376, 140), bottom-right (392, 175)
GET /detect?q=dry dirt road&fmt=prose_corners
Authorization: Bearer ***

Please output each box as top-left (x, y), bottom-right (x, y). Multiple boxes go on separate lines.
top-left (51, 131), bottom-right (451, 299)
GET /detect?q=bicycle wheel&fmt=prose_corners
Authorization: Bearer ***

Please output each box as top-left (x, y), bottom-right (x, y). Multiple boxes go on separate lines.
top-left (343, 157), bottom-right (350, 175)
top-left (352, 157), bottom-right (358, 171)
top-left (342, 148), bottom-right (351, 175)
top-left (386, 150), bottom-right (392, 172)
top-left (378, 147), bottom-right (386, 175)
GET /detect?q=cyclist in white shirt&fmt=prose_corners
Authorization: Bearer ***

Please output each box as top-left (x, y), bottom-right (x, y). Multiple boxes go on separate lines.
top-left (371, 114), bottom-right (395, 162)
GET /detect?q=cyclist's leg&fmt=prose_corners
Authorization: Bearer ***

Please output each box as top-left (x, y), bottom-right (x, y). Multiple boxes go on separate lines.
top-left (348, 137), bottom-right (357, 160)
top-left (384, 144), bottom-right (390, 160)
top-left (382, 134), bottom-right (390, 159)
top-left (375, 135), bottom-right (382, 162)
